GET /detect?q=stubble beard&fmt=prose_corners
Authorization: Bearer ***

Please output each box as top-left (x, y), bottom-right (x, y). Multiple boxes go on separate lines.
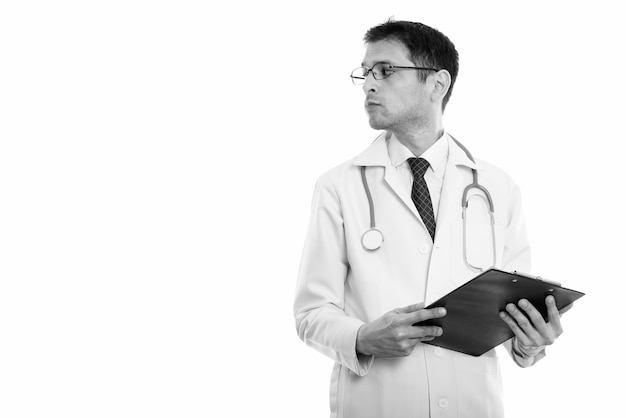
top-left (368, 117), bottom-right (388, 131)
top-left (367, 109), bottom-right (422, 134)
top-left (367, 108), bottom-right (393, 131)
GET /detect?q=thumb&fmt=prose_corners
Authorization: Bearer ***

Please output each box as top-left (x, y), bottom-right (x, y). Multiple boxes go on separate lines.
top-left (394, 302), bottom-right (425, 314)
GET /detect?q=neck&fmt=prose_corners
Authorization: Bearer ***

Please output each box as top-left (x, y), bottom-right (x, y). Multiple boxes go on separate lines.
top-left (391, 124), bottom-right (444, 157)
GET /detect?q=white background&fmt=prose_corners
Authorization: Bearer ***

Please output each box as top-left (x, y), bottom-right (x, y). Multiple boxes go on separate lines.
top-left (1, 1), bottom-right (624, 417)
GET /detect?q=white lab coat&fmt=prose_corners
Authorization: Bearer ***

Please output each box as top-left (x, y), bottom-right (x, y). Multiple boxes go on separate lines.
top-left (294, 132), bottom-right (543, 418)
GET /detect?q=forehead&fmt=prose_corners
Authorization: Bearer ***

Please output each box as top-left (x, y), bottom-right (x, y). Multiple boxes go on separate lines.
top-left (362, 39), bottom-right (413, 66)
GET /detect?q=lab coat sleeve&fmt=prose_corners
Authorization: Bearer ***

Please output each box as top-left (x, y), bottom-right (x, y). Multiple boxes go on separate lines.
top-left (293, 172), bottom-right (374, 376)
top-left (500, 179), bottom-right (546, 367)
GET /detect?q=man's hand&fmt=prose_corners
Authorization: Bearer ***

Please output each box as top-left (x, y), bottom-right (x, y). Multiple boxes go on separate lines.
top-left (356, 303), bottom-right (447, 358)
top-left (499, 295), bottom-right (573, 355)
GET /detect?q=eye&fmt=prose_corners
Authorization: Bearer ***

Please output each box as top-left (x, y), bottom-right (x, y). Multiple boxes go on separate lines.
top-left (373, 63), bottom-right (394, 79)
top-left (380, 66), bottom-right (394, 77)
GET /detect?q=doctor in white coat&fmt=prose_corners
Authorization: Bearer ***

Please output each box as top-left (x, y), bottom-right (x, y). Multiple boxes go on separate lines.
top-left (294, 20), bottom-right (569, 418)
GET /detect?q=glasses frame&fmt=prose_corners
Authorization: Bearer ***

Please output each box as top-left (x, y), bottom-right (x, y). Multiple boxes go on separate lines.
top-left (350, 63), bottom-right (440, 85)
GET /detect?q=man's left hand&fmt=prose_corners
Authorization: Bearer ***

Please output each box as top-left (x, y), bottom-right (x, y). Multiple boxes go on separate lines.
top-left (499, 295), bottom-right (573, 354)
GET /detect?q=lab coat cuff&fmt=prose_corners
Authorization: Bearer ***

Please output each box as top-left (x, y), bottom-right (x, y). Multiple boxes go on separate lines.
top-left (346, 322), bottom-right (374, 376)
top-left (355, 352), bottom-right (375, 376)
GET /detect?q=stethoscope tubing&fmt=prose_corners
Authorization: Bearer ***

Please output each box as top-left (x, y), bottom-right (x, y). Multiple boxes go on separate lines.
top-left (359, 135), bottom-right (497, 270)
top-left (360, 166), bottom-right (376, 230)
top-left (360, 166), bottom-right (385, 251)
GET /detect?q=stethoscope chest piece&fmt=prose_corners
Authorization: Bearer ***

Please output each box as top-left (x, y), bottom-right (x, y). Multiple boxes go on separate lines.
top-left (362, 228), bottom-right (384, 251)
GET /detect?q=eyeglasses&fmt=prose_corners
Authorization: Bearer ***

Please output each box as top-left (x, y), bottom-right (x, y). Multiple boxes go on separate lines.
top-left (350, 62), bottom-right (439, 85)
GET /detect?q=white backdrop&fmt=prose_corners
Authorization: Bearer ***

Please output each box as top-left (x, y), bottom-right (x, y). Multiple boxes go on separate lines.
top-left (1, 1), bottom-right (624, 417)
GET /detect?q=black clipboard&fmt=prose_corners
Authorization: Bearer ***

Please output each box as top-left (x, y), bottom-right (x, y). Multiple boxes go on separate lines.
top-left (419, 268), bottom-right (585, 356)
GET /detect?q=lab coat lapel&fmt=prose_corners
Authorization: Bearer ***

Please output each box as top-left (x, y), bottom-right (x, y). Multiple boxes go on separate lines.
top-left (435, 136), bottom-right (480, 248)
top-left (435, 160), bottom-right (462, 247)
top-left (353, 132), bottom-right (422, 221)
top-left (426, 137), bottom-right (478, 304)
top-left (383, 166), bottom-right (421, 221)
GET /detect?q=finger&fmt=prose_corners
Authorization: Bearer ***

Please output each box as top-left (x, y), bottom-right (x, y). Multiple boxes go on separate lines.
top-left (404, 306), bottom-right (447, 325)
top-left (417, 336), bottom-right (436, 342)
top-left (499, 311), bottom-right (532, 346)
top-left (401, 336), bottom-right (423, 351)
top-left (400, 333), bottom-right (437, 353)
top-left (505, 302), bottom-right (542, 343)
top-left (407, 325), bottom-right (443, 339)
top-left (518, 299), bottom-right (561, 343)
top-left (545, 296), bottom-right (564, 336)
top-left (394, 302), bottom-right (425, 314)
top-left (517, 299), bottom-right (551, 334)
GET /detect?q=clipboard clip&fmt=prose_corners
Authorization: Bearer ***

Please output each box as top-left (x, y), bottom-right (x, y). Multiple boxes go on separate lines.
top-left (512, 270), bottom-right (561, 287)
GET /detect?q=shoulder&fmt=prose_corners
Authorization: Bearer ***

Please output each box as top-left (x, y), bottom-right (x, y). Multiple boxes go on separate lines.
top-left (317, 157), bottom-right (359, 183)
top-left (305, 157), bottom-right (364, 217)
top-left (472, 158), bottom-right (526, 220)
top-left (448, 134), bottom-right (519, 192)
top-left (474, 158), bottom-right (520, 191)
top-left (313, 131), bottom-right (389, 188)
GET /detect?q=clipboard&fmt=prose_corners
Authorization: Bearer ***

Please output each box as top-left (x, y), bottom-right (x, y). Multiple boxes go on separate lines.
top-left (418, 268), bottom-right (585, 356)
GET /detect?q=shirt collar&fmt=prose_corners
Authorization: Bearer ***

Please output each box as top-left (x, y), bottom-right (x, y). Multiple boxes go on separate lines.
top-left (352, 131), bottom-right (479, 172)
top-left (388, 132), bottom-right (449, 176)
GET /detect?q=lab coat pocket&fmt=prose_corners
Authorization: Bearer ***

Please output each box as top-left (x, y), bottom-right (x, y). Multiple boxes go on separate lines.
top-left (329, 362), bottom-right (343, 418)
top-left (331, 361), bottom-right (382, 418)
top-left (454, 353), bottom-right (503, 418)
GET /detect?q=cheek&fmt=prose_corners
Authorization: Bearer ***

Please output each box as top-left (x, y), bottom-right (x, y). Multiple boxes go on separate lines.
top-left (391, 86), bottom-right (422, 112)
top-left (406, 94), bottom-right (430, 118)
top-left (392, 97), bottom-right (421, 120)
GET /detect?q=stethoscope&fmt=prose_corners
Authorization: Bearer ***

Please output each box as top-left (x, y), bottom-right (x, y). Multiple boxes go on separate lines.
top-left (360, 136), bottom-right (497, 273)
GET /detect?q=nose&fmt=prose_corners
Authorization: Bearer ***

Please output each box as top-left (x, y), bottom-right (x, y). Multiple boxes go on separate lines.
top-left (362, 71), bottom-right (379, 94)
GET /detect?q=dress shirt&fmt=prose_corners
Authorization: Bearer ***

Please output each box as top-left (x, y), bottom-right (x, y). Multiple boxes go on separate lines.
top-left (386, 132), bottom-right (449, 220)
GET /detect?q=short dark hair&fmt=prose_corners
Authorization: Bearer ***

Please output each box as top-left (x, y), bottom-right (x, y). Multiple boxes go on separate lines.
top-left (364, 19), bottom-right (459, 111)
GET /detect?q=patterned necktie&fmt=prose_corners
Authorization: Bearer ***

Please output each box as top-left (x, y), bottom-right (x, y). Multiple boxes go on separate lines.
top-left (407, 157), bottom-right (436, 241)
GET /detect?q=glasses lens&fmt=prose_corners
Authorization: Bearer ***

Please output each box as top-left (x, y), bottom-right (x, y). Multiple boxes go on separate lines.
top-left (350, 67), bottom-right (367, 85)
top-left (372, 63), bottom-right (393, 80)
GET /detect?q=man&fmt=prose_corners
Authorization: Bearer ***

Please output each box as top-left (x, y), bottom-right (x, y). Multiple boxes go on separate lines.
top-left (294, 20), bottom-right (569, 418)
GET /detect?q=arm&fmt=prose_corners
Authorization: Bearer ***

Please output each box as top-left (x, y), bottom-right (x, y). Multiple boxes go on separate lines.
top-left (498, 180), bottom-right (573, 366)
top-left (293, 173), bottom-right (372, 375)
top-left (498, 180), bottom-right (541, 367)
top-left (293, 174), bottom-right (445, 374)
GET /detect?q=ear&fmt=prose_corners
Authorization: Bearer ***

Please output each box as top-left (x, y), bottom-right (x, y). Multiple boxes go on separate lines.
top-left (430, 69), bottom-right (451, 104)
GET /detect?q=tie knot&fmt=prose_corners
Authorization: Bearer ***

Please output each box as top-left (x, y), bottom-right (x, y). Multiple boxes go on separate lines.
top-left (408, 157), bottom-right (430, 178)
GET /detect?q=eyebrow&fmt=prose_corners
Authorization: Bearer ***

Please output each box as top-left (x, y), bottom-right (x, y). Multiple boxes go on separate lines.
top-left (360, 60), bottom-right (392, 67)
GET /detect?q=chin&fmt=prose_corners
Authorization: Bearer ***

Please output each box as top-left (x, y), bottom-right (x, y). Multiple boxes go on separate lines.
top-left (368, 117), bottom-right (389, 131)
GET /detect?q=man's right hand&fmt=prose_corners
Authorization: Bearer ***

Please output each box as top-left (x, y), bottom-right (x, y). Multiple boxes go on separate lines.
top-left (356, 303), bottom-right (447, 357)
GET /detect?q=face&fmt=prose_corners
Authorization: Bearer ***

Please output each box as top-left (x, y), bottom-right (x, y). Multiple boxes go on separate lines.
top-left (360, 40), bottom-right (434, 133)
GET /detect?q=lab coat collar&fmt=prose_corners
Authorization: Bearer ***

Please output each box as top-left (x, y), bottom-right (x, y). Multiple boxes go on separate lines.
top-left (352, 131), bottom-right (391, 167)
top-left (447, 134), bottom-right (481, 172)
top-left (353, 131), bottom-right (481, 172)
